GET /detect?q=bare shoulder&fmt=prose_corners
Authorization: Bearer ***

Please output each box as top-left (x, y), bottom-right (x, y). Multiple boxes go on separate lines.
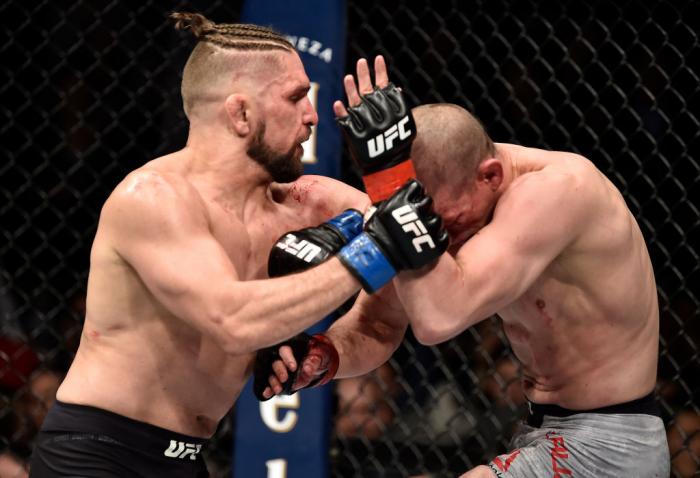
top-left (546, 151), bottom-right (617, 210)
top-left (548, 150), bottom-right (602, 178)
top-left (101, 168), bottom-right (209, 238)
top-left (492, 153), bottom-right (607, 246)
top-left (505, 152), bottom-right (602, 210)
top-left (273, 175), bottom-right (371, 216)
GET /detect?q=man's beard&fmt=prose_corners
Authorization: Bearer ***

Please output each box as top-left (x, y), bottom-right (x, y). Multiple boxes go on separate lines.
top-left (247, 121), bottom-right (304, 183)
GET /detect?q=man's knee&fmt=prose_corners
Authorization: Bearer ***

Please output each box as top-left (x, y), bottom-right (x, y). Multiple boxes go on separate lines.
top-left (458, 464), bottom-right (496, 478)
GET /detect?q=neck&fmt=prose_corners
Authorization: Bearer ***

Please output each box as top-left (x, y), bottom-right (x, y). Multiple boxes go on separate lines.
top-left (183, 122), bottom-right (273, 203)
top-left (494, 143), bottom-right (519, 194)
top-left (496, 142), bottom-right (552, 180)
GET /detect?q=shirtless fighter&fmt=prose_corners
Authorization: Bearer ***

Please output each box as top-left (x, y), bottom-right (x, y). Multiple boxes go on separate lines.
top-left (257, 58), bottom-right (671, 477)
top-left (28, 14), bottom-right (447, 477)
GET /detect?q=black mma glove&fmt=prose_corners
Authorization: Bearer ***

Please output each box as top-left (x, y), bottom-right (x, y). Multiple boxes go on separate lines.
top-left (253, 332), bottom-right (340, 401)
top-left (268, 208), bottom-right (364, 320)
top-left (268, 209), bottom-right (364, 277)
top-left (254, 211), bottom-right (361, 402)
top-left (337, 83), bottom-right (417, 203)
top-left (337, 179), bottom-right (449, 293)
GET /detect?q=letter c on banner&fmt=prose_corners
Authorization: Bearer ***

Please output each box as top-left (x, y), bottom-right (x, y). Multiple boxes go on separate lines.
top-left (260, 394), bottom-right (300, 432)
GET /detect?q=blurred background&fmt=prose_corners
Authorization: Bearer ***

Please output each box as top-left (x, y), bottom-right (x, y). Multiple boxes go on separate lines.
top-left (1, 0), bottom-right (698, 476)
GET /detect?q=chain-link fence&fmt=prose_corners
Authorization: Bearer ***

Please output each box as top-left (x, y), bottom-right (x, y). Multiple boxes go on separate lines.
top-left (1, 0), bottom-right (698, 477)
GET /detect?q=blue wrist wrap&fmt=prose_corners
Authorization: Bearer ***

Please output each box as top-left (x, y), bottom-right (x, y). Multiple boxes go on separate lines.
top-left (338, 233), bottom-right (397, 293)
top-left (327, 209), bottom-right (364, 242)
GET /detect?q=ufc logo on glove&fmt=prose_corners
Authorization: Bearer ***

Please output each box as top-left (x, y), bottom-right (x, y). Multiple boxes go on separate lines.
top-left (366, 116), bottom-right (412, 158)
top-left (392, 205), bottom-right (436, 252)
top-left (275, 234), bottom-right (323, 262)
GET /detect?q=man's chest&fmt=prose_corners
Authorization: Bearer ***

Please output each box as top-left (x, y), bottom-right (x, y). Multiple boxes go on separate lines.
top-left (497, 271), bottom-right (572, 334)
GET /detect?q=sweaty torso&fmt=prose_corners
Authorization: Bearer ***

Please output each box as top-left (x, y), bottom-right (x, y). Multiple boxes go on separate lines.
top-left (57, 152), bottom-right (368, 437)
top-left (493, 145), bottom-right (658, 409)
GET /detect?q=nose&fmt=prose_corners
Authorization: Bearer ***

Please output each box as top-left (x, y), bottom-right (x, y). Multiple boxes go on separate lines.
top-left (302, 97), bottom-right (318, 126)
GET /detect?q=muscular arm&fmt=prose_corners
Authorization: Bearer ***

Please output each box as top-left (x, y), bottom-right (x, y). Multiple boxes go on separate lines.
top-left (397, 170), bottom-right (593, 344)
top-left (259, 282), bottom-right (408, 399)
top-left (326, 284), bottom-right (408, 378)
top-left (103, 171), bottom-right (361, 355)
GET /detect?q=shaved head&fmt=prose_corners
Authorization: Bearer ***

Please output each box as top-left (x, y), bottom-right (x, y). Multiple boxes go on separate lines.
top-left (411, 104), bottom-right (495, 188)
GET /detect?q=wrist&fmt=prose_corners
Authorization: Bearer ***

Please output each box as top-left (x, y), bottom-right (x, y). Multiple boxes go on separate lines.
top-left (309, 334), bottom-right (339, 387)
top-left (326, 209), bottom-right (364, 242)
top-left (337, 233), bottom-right (397, 293)
top-left (362, 159), bottom-right (416, 203)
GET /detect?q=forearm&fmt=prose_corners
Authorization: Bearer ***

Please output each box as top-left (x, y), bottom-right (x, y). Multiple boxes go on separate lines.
top-left (325, 287), bottom-right (407, 378)
top-left (395, 254), bottom-right (489, 345)
top-left (326, 314), bottom-right (406, 378)
top-left (216, 258), bottom-right (360, 354)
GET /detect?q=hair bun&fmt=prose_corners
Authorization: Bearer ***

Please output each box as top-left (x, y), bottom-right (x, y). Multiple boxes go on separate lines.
top-left (170, 12), bottom-right (214, 39)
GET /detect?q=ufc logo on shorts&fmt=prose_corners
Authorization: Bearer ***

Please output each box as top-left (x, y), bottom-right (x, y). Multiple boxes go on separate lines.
top-left (367, 115), bottom-right (411, 158)
top-left (391, 205), bottom-right (435, 252)
top-left (275, 234), bottom-right (322, 262)
top-left (164, 440), bottom-right (202, 460)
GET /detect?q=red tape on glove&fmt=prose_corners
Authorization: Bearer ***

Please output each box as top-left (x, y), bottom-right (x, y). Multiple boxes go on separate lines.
top-left (307, 334), bottom-right (340, 387)
top-left (362, 159), bottom-right (417, 203)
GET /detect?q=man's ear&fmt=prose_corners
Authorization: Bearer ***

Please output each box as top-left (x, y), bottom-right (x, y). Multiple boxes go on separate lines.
top-left (477, 158), bottom-right (503, 191)
top-left (225, 94), bottom-right (252, 136)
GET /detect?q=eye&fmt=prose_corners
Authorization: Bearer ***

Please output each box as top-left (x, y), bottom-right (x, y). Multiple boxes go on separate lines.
top-left (289, 87), bottom-right (310, 103)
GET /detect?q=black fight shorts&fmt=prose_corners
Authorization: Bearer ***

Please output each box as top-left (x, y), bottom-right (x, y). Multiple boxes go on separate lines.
top-left (29, 400), bottom-right (209, 477)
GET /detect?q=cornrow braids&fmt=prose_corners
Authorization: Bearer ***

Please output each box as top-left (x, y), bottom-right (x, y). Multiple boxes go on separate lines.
top-left (170, 12), bottom-right (294, 52)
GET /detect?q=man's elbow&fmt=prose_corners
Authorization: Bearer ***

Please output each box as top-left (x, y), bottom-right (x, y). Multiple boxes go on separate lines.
top-left (410, 318), bottom-right (453, 346)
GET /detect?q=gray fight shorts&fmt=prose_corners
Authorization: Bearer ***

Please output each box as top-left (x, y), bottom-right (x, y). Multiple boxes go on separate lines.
top-left (487, 393), bottom-right (670, 478)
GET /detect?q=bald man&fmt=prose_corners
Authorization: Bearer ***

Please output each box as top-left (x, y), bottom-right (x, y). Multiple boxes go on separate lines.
top-left (261, 59), bottom-right (670, 477)
top-left (402, 105), bottom-right (669, 478)
top-left (28, 15), bottom-right (447, 477)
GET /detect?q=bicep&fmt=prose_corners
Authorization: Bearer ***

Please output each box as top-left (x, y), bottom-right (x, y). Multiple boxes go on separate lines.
top-left (457, 226), bottom-right (556, 309)
top-left (124, 231), bottom-right (240, 321)
top-left (104, 176), bottom-right (241, 329)
top-left (457, 184), bottom-right (586, 311)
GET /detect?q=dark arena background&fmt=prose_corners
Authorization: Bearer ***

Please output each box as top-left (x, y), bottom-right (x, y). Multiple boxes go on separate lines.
top-left (1, 1), bottom-right (698, 476)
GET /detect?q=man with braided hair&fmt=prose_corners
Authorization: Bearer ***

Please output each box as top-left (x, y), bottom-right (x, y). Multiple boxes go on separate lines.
top-left (29, 13), bottom-right (448, 477)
